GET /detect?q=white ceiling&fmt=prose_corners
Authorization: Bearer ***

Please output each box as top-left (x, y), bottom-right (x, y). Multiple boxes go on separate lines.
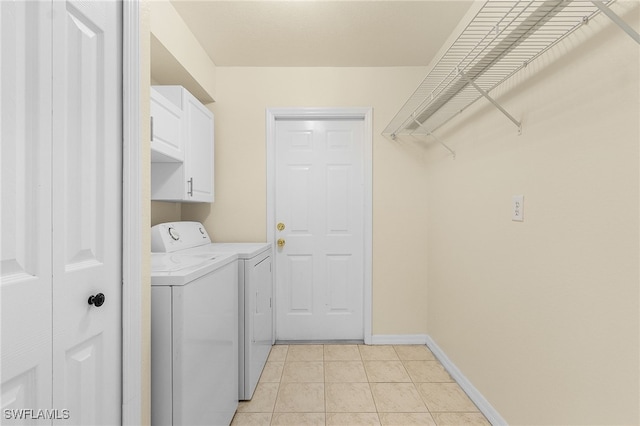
top-left (170, 0), bottom-right (474, 67)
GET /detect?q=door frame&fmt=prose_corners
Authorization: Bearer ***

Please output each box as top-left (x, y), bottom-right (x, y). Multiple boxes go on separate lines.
top-left (122, 1), bottom-right (142, 425)
top-left (266, 107), bottom-right (373, 344)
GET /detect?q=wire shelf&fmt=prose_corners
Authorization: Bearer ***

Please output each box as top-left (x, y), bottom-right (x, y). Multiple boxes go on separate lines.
top-left (383, 0), bottom-right (615, 139)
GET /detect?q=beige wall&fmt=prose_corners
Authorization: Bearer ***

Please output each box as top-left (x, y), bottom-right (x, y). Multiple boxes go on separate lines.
top-left (149, 0), bottom-right (216, 227)
top-left (149, 0), bottom-right (216, 102)
top-left (181, 66), bottom-right (432, 335)
top-left (150, 201), bottom-right (181, 226)
top-left (146, 2), bottom-right (639, 424)
top-left (419, 4), bottom-right (639, 425)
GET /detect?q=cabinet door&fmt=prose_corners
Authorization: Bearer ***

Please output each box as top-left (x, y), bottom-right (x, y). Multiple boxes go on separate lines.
top-left (184, 93), bottom-right (214, 202)
top-left (151, 88), bottom-right (183, 162)
top-left (150, 86), bottom-right (213, 203)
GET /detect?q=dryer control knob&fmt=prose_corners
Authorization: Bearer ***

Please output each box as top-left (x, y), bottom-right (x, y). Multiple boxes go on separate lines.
top-left (168, 227), bottom-right (180, 241)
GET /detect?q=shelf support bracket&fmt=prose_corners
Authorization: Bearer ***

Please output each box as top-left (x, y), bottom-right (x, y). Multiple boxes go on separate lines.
top-left (413, 119), bottom-right (456, 159)
top-left (590, 1), bottom-right (640, 44)
top-left (458, 69), bottom-right (522, 135)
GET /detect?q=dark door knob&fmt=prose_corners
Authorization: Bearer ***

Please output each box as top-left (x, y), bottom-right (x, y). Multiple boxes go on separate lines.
top-left (88, 293), bottom-right (105, 307)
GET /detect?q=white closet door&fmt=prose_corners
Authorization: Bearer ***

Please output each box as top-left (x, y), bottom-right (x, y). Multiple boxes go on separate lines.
top-left (1, 1), bottom-right (53, 420)
top-left (51, 1), bottom-right (122, 425)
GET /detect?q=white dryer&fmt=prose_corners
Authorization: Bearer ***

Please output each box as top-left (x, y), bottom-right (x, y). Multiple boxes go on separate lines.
top-left (204, 242), bottom-right (274, 400)
top-left (152, 222), bottom-right (274, 401)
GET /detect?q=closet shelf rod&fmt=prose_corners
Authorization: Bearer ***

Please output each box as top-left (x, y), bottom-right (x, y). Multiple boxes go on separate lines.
top-left (412, 119), bottom-right (456, 159)
top-left (383, 1), bottom-right (619, 139)
top-left (457, 68), bottom-right (522, 134)
top-left (590, 1), bottom-right (640, 44)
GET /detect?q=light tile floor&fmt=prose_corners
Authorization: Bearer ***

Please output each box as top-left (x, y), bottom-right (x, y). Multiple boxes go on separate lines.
top-left (231, 344), bottom-right (491, 426)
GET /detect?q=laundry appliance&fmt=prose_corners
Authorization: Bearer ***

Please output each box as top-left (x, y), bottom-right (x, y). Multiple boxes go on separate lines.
top-left (152, 221), bottom-right (274, 401)
top-left (150, 225), bottom-right (238, 425)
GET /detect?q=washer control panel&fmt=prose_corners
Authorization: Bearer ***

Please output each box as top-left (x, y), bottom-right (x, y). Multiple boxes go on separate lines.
top-left (151, 221), bottom-right (212, 253)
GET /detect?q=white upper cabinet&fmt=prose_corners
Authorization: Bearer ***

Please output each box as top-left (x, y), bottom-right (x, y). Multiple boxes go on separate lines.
top-left (151, 86), bottom-right (214, 203)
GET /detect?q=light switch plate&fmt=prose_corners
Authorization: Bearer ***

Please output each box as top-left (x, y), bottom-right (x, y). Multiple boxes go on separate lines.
top-left (512, 195), bottom-right (524, 222)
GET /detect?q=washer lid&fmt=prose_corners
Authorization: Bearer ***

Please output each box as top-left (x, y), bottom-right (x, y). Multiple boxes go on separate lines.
top-left (151, 253), bottom-right (217, 272)
top-left (151, 252), bottom-right (238, 286)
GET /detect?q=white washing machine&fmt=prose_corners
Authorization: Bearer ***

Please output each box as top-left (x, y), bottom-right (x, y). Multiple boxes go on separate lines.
top-left (152, 222), bottom-right (274, 401)
top-left (151, 225), bottom-right (239, 426)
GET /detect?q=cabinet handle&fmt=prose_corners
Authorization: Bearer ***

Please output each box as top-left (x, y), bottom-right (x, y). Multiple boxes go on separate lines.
top-left (188, 178), bottom-right (193, 196)
top-left (150, 116), bottom-right (154, 141)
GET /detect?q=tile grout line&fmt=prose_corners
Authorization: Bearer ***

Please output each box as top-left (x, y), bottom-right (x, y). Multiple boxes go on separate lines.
top-left (245, 343), bottom-right (491, 426)
top-left (271, 345), bottom-right (288, 425)
top-left (322, 344), bottom-right (327, 426)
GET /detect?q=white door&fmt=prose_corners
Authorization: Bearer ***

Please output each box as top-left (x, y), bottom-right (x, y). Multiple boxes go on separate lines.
top-left (51, 0), bottom-right (122, 424)
top-left (1, 1), bottom-right (122, 424)
top-left (275, 118), bottom-right (365, 340)
top-left (1, 0), bottom-right (54, 419)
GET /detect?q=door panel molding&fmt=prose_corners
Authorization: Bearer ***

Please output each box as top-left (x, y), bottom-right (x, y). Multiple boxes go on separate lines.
top-left (266, 107), bottom-right (372, 344)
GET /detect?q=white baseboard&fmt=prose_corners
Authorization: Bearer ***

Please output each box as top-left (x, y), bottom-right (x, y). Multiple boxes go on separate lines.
top-left (370, 334), bottom-right (429, 345)
top-left (369, 334), bottom-right (508, 425)
top-left (425, 335), bottom-right (508, 426)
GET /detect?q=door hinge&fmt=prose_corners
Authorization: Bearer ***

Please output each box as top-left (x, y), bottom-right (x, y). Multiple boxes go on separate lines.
top-left (150, 116), bottom-right (154, 141)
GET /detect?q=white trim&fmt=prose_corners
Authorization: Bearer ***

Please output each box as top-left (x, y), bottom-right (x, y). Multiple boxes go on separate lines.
top-left (266, 107), bottom-right (373, 345)
top-left (362, 110), bottom-right (373, 345)
top-left (121, 1), bottom-right (142, 425)
top-left (425, 335), bottom-right (508, 426)
top-left (370, 334), bottom-right (429, 345)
